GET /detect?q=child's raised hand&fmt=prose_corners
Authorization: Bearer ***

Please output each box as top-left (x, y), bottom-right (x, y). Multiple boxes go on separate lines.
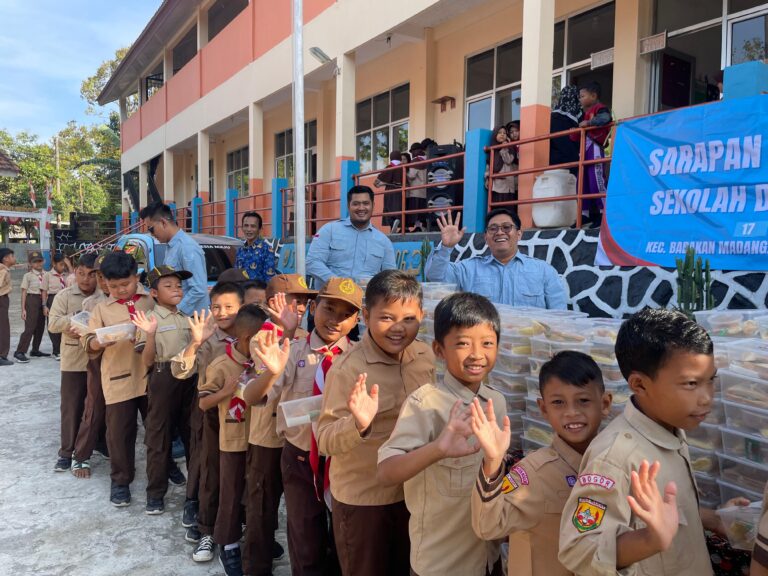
top-left (470, 398), bottom-right (510, 477)
top-left (436, 400), bottom-right (480, 458)
top-left (627, 460), bottom-right (679, 552)
top-left (188, 310), bottom-right (215, 344)
top-left (347, 373), bottom-right (378, 433)
top-left (267, 292), bottom-right (299, 332)
top-left (131, 310), bottom-right (157, 334)
top-left (250, 326), bottom-right (290, 375)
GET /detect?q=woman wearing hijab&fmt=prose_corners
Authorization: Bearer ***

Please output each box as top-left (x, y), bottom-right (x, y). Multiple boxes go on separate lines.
top-left (549, 85), bottom-right (581, 171)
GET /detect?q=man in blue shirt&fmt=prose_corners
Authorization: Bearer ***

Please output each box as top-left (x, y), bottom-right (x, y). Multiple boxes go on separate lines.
top-left (306, 185), bottom-right (397, 286)
top-left (139, 202), bottom-right (209, 316)
top-left (425, 208), bottom-right (567, 309)
top-left (235, 211), bottom-right (277, 283)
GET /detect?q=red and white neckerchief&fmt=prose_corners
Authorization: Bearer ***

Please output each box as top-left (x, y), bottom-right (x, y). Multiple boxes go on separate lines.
top-left (308, 333), bottom-right (348, 503)
top-left (35, 271), bottom-right (44, 287)
top-left (226, 340), bottom-right (254, 422)
top-left (116, 294), bottom-right (142, 320)
top-left (53, 272), bottom-right (66, 289)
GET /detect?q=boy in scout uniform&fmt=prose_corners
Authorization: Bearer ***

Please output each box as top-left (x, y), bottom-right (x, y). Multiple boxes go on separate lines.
top-left (86, 251), bottom-right (154, 507)
top-left (377, 292), bottom-right (505, 576)
top-left (199, 304), bottom-right (267, 576)
top-left (42, 252), bottom-right (73, 360)
top-left (14, 250), bottom-right (49, 363)
top-left (48, 252), bottom-right (99, 473)
top-left (558, 309), bottom-right (722, 576)
top-left (471, 351), bottom-right (612, 576)
top-left (317, 270), bottom-right (435, 576)
top-left (172, 281), bottom-right (244, 555)
top-left (244, 277), bottom-right (362, 575)
top-left (131, 265), bottom-right (195, 515)
top-left (0, 247), bottom-right (17, 366)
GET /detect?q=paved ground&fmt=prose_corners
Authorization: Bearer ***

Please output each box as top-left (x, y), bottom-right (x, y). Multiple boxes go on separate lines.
top-left (0, 270), bottom-right (291, 576)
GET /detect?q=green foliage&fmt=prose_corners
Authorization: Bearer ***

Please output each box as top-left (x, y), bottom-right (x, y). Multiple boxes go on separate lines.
top-left (675, 247), bottom-right (714, 319)
top-left (80, 47), bottom-right (138, 116)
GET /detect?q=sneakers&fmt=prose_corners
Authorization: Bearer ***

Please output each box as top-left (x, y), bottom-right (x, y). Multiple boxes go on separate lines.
top-left (272, 540), bottom-right (285, 561)
top-left (145, 497), bottom-right (165, 515)
top-left (168, 463), bottom-right (186, 486)
top-left (54, 457), bottom-right (71, 472)
top-left (13, 352), bottom-right (29, 363)
top-left (0, 356), bottom-right (13, 366)
top-left (182, 499), bottom-right (198, 528)
top-left (192, 535), bottom-right (215, 562)
top-left (110, 483), bottom-right (131, 507)
top-left (219, 546), bottom-right (243, 576)
top-left (185, 525), bottom-right (201, 544)
top-left (30, 350), bottom-right (50, 357)
top-left (52, 353), bottom-right (61, 361)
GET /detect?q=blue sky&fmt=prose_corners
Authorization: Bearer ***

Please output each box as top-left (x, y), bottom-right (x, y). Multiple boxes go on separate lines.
top-left (0, 0), bottom-right (161, 141)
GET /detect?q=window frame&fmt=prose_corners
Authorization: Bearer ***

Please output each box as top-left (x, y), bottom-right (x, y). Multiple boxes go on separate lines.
top-left (226, 146), bottom-right (249, 198)
top-left (274, 120), bottom-right (318, 187)
top-left (355, 84), bottom-right (410, 173)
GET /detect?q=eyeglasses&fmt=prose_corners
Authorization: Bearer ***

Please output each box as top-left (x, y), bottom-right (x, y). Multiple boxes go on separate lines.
top-left (486, 224), bottom-right (518, 234)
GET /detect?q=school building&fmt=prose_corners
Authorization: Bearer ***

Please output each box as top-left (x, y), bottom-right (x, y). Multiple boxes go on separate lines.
top-left (99, 0), bottom-right (768, 235)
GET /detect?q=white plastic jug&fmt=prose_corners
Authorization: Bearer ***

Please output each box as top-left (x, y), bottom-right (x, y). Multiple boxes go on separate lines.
top-left (532, 169), bottom-right (577, 228)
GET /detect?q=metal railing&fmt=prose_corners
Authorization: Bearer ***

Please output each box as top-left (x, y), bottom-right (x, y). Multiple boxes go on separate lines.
top-left (234, 191), bottom-right (273, 237)
top-left (197, 199), bottom-right (227, 235)
top-left (281, 177), bottom-right (341, 237)
top-left (176, 206), bottom-right (192, 233)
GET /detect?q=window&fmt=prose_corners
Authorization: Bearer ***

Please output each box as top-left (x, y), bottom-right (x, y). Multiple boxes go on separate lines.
top-left (465, 38), bottom-right (522, 131)
top-left (355, 84), bottom-right (409, 172)
top-left (207, 0), bottom-right (248, 41)
top-left (274, 120), bottom-right (317, 186)
top-left (227, 147), bottom-right (249, 197)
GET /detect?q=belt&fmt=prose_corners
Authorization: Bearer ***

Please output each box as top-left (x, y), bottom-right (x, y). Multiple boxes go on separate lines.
top-left (153, 361), bottom-right (173, 372)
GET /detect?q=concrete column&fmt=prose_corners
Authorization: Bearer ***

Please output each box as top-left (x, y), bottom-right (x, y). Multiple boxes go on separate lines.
top-left (139, 162), bottom-right (149, 209)
top-left (163, 47), bottom-right (174, 83)
top-left (119, 96), bottom-right (128, 122)
top-left (248, 101), bottom-right (264, 195)
top-left (410, 28), bottom-right (436, 143)
top-left (163, 149), bottom-right (175, 202)
top-left (197, 7), bottom-right (209, 50)
top-left (197, 131), bottom-right (210, 202)
top-left (613, 0), bottom-right (653, 118)
top-left (138, 78), bottom-right (145, 106)
top-left (335, 52), bottom-right (356, 175)
top-left (518, 0), bottom-right (555, 228)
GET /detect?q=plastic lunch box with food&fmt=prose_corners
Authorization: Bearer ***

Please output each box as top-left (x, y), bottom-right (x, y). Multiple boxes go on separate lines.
top-left (420, 283), bottom-right (458, 301)
top-left (498, 333), bottom-right (532, 355)
top-left (688, 446), bottom-right (718, 475)
top-left (529, 356), bottom-right (546, 377)
top-left (530, 335), bottom-right (591, 361)
top-left (523, 435), bottom-right (547, 455)
top-left (418, 318), bottom-right (434, 336)
top-left (718, 478), bottom-right (763, 509)
top-left (95, 323), bottom-right (136, 345)
top-left (280, 395), bottom-right (324, 428)
top-left (687, 421), bottom-right (722, 451)
top-left (703, 397), bottom-right (724, 425)
top-left (526, 376), bottom-right (540, 398)
top-left (718, 451), bottom-right (768, 494)
top-left (716, 501), bottom-right (763, 551)
top-left (725, 340), bottom-right (768, 380)
top-left (525, 396), bottom-right (543, 421)
top-left (723, 398), bottom-right (768, 438)
top-left (495, 351), bottom-right (531, 374)
top-left (598, 361), bottom-right (623, 382)
top-left (605, 380), bottom-right (631, 405)
top-left (502, 391), bottom-right (526, 413)
top-left (721, 426), bottom-right (768, 465)
top-left (69, 310), bottom-right (91, 335)
top-left (721, 369), bottom-right (768, 410)
top-left (694, 310), bottom-right (762, 338)
top-left (487, 369), bottom-right (528, 393)
top-left (522, 415), bottom-right (554, 445)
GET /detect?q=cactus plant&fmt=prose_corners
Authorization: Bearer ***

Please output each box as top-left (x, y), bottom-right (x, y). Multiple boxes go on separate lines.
top-left (675, 247), bottom-right (713, 318)
top-left (418, 237), bottom-right (433, 282)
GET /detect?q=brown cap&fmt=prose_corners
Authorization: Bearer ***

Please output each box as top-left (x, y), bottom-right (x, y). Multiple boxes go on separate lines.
top-left (217, 268), bottom-right (250, 284)
top-left (266, 274), bottom-right (318, 297)
top-left (317, 277), bottom-right (363, 310)
top-left (28, 250), bottom-right (43, 263)
top-left (93, 250), bottom-right (111, 271)
top-left (147, 265), bottom-right (193, 287)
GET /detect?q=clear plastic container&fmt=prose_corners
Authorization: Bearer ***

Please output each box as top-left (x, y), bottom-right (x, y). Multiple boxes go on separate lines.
top-left (720, 369), bottom-right (768, 410)
top-left (280, 395), bottom-right (323, 428)
top-left (694, 310), bottom-right (761, 338)
top-left (530, 336), bottom-right (591, 360)
top-left (721, 426), bottom-right (768, 465)
top-left (498, 334), bottom-right (532, 355)
top-left (526, 376), bottom-right (541, 398)
top-left (689, 446), bottom-right (718, 475)
top-left (525, 396), bottom-right (543, 421)
top-left (589, 319), bottom-right (624, 344)
top-left (695, 471), bottom-right (720, 505)
top-left (502, 391), bottom-right (526, 413)
top-left (590, 341), bottom-right (617, 365)
top-left (95, 323), bottom-right (136, 345)
top-left (725, 340), bottom-right (768, 380)
top-left (598, 361), bottom-right (623, 382)
top-left (488, 369), bottom-right (528, 393)
top-left (435, 357), bottom-right (446, 376)
top-left (522, 415), bottom-right (554, 445)
top-left (718, 451), bottom-right (768, 494)
top-left (605, 380), bottom-right (631, 405)
top-left (686, 421), bottom-right (722, 451)
top-left (757, 315), bottom-right (768, 340)
top-left (718, 478), bottom-right (763, 508)
top-left (529, 356), bottom-right (546, 377)
top-left (716, 501), bottom-right (763, 550)
top-left (711, 336), bottom-right (733, 369)
top-left (69, 310), bottom-right (91, 335)
top-left (723, 399), bottom-right (768, 439)
top-left (495, 351), bottom-right (531, 374)
top-left (421, 283), bottom-right (458, 301)
top-left (523, 436), bottom-right (548, 455)
top-left (606, 403), bottom-right (624, 422)
top-left (507, 410), bottom-right (524, 428)
top-left (704, 397), bottom-right (724, 425)
top-left (421, 299), bottom-right (439, 320)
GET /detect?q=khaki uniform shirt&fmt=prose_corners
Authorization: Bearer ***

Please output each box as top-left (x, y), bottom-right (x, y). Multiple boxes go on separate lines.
top-left (201, 345), bottom-right (251, 452)
top-left (172, 328), bottom-right (234, 391)
top-left (379, 373), bottom-right (505, 576)
top-left (81, 291), bottom-right (106, 313)
top-left (472, 434), bottom-right (583, 576)
top-left (754, 483), bottom-right (768, 568)
top-left (266, 331), bottom-right (353, 452)
top-left (317, 332), bottom-right (435, 506)
top-left (86, 286), bottom-right (153, 405)
top-left (558, 399), bottom-right (713, 576)
top-left (135, 304), bottom-right (191, 362)
top-left (21, 270), bottom-right (44, 295)
top-left (48, 285), bottom-right (91, 372)
top-left (0, 264), bottom-right (11, 297)
top-left (42, 271), bottom-right (69, 295)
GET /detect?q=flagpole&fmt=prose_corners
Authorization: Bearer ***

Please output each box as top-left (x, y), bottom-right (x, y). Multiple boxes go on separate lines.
top-left (292, 0), bottom-right (306, 277)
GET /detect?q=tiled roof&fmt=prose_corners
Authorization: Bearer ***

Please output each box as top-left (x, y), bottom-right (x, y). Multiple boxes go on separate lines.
top-left (0, 148), bottom-right (19, 177)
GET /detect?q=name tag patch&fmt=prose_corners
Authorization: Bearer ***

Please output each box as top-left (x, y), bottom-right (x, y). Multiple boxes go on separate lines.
top-left (158, 325), bottom-right (176, 333)
top-left (572, 497), bottom-right (606, 533)
top-left (511, 465), bottom-right (529, 486)
top-left (578, 473), bottom-right (615, 490)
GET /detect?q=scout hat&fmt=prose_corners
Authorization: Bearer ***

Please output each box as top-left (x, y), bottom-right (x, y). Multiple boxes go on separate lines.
top-left (317, 277), bottom-right (363, 310)
top-left (28, 250), bottom-right (43, 263)
top-left (217, 268), bottom-right (250, 284)
top-left (147, 264), bottom-right (193, 288)
top-left (93, 250), bottom-right (111, 271)
top-left (266, 274), bottom-right (318, 298)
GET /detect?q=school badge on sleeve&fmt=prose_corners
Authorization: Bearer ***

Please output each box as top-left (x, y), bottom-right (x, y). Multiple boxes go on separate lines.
top-left (501, 472), bottom-right (519, 494)
top-left (572, 497), bottom-right (606, 532)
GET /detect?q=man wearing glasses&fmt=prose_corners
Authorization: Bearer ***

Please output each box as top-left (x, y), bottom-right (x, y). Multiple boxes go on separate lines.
top-left (425, 208), bottom-right (567, 309)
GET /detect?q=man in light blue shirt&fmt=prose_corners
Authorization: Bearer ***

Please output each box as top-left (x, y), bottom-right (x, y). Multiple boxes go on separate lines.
top-left (425, 208), bottom-right (567, 309)
top-left (306, 185), bottom-right (397, 286)
top-left (139, 202), bottom-right (209, 316)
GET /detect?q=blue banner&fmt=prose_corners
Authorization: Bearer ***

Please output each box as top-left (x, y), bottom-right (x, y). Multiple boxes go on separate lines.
top-left (604, 95), bottom-right (768, 270)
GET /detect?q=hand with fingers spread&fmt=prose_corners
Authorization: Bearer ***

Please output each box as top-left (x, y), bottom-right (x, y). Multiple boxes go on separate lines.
top-left (436, 211), bottom-right (466, 249)
top-left (188, 310), bottom-right (215, 345)
top-left (627, 460), bottom-right (679, 553)
top-left (436, 400), bottom-right (479, 458)
top-left (131, 310), bottom-right (157, 334)
top-left (348, 373), bottom-right (379, 433)
top-left (470, 397), bottom-right (511, 477)
top-left (249, 326), bottom-right (291, 375)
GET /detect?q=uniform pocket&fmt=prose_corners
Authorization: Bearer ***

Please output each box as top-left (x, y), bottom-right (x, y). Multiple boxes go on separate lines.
top-left (435, 454), bottom-right (478, 498)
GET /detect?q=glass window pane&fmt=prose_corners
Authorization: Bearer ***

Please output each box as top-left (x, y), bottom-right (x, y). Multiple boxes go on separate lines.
top-left (496, 39), bottom-right (522, 87)
top-left (227, 152), bottom-right (233, 172)
top-left (392, 84), bottom-right (410, 120)
top-left (374, 128), bottom-right (389, 170)
top-left (567, 3), bottom-right (616, 64)
top-left (494, 87), bottom-right (522, 126)
top-left (654, 0), bottom-right (722, 33)
top-left (277, 158), bottom-right (286, 179)
top-left (286, 130), bottom-right (293, 155)
top-left (373, 93), bottom-right (390, 127)
top-left (287, 156), bottom-right (295, 187)
top-left (551, 75), bottom-right (563, 108)
top-left (276, 132), bottom-right (286, 157)
top-left (660, 26), bottom-right (722, 109)
top-left (356, 133), bottom-right (372, 173)
top-left (466, 50), bottom-right (495, 97)
top-left (306, 120), bottom-right (317, 148)
top-left (243, 173), bottom-right (249, 196)
top-left (393, 122), bottom-right (409, 153)
top-left (356, 99), bottom-right (372, 132)
top-left (732, 15), bottom-right (768, 64)
top-left (227, 174), bottom-right (234, 189)
top-left (467, 97), bottom-right (492, 131)
top-left (553, 21), bottom-right (565, 69)
top-left (730, 0), bottom-right (768, 14)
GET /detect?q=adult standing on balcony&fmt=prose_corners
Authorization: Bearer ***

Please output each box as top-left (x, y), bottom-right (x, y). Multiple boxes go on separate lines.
top-left (139, 201), bottom-right (209, 316)
top-left (306, 185), bottom-right (396, 287)
top-left (235, 211), bottom-right (277, 283)
top-left (425, 208), bottom-right (567, 309)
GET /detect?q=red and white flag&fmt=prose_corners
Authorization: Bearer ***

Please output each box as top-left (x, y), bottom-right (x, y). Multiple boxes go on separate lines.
top-left (28, 182), bottom-right (36, 208)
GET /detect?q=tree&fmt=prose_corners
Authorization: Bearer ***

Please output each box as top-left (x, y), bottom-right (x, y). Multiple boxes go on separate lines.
top-left (80, 47), bottom-right (138, 117)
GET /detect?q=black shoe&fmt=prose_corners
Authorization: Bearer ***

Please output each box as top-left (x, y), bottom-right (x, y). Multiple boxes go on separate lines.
top-left (171, 436), bottom-right (185, 461)
top-left (0, 357), bottom-right (12, 366)
top-left (272, 540), bottom-right (285, 561)
top-left (185, 525), bottom-right (201, 543)
top-left (95, 444), bottom-right (110, 459)
top-left (182, 499), bottom-right (198, 528)
top-left (52, 353), bottom-right (61, 361)
top-left (168, 463), bottom-right (186, 486)
top-left (110, 483), bottom-right (131, 507)
top-left (54, 457), bottom-right (71, 472)
top-left (13, 352), bottom-right (29, 363)
top-left (218, 547), bottom-right (243, 576)
top-left (145, 497), bottom-right (165, 515)
top-left (30, 350), bottom-right (50, 357)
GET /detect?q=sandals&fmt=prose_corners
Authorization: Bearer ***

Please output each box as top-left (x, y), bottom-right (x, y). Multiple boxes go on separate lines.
top-left (71, 459), bottom-right (91, 479)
